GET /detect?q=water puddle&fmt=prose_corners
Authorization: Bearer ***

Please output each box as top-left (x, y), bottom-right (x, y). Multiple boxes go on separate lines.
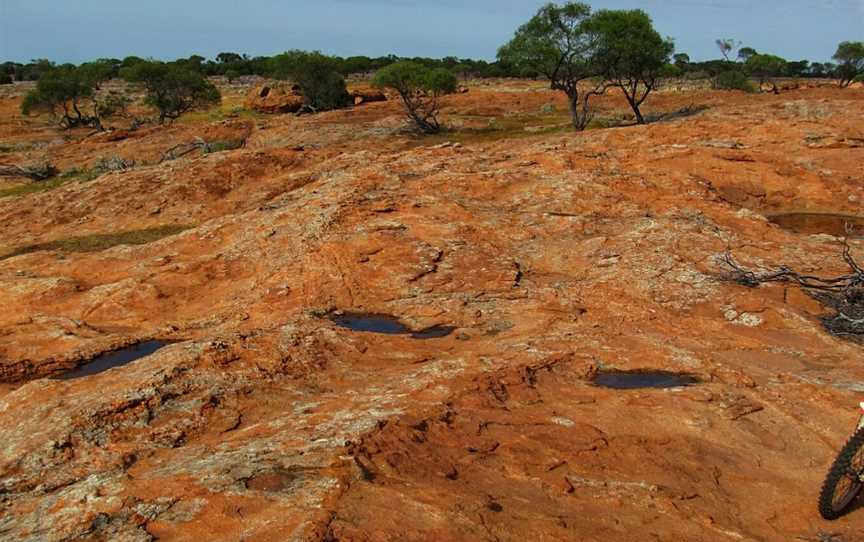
top-left (768, 213), bottom-right (864, 238)
top-left (331, 312), bottom-right (455, 340)
top-left (55, 340), bottom-right (173, 380)
top-left (592, 371), bottom-right (698, 390)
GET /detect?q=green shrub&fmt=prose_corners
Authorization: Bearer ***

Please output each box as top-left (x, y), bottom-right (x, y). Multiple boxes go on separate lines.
top-left (270, 51), bottom-right (352, 111)
top-left (96, 91), bottom-right (132, 119)
top-left (373, 61), bottom-right (457, 133)
top-left (712, 70), bottom-right (756, 92)
top-left (122, 61), bottom-right (220, 123)
top-left (0, 73), bottom-right (12, 85)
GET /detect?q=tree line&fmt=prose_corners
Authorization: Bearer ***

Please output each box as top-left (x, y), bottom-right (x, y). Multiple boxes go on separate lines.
top-left (7, 1), bottom-right (864, 135)
top-left (3, 36), bottom-right (859, 88)
top-left (0, 54), bottom-right (520, 85)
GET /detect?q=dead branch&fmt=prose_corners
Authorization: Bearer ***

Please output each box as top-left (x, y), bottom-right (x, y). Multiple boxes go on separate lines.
top-left (161, 138), bottom-right (207, 163)
top-left (160, 136), bottom-right (247, 163)
top-left (723, 244), bottom-right (864, 340)
top-left (722, 248), bottom-right (864, 292)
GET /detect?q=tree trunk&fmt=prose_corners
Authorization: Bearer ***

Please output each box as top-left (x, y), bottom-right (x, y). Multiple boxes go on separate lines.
top-left (567, 93), bottom-right (583, 131)
top-left (621, 83), bottom-right (647, 125)
top-left (567, 88), bottom-right (597, 132)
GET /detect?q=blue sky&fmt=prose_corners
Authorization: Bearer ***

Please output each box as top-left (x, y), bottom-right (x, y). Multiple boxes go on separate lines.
top-left (0, 0), bottom-right (861, 64)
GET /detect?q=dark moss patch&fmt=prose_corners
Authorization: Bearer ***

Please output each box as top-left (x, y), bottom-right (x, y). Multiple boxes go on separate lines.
top-left (1, 225), bottom-right (192, 260)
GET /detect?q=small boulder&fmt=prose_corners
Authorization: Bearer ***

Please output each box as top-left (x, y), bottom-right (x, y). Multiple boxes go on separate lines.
top-left (351, 88), bottom-right (387, 106)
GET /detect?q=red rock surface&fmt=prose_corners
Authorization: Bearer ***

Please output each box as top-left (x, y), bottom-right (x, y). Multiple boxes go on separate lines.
top-left (1, 80), bottom-right (864, 540)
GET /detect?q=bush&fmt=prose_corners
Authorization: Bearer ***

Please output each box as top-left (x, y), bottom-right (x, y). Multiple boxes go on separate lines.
top-left (712, 70), bottom-right (755, 92)
top-left (96, 91), bottom-right (132, 119)
top-left (372, 61), bottom-right (457, 134)
top-left (0, 73), bottom-right (11, 85)
top-left (121, 61), bottom-right (220, 123)
top-left (270, 51), bottom-right (352, 111)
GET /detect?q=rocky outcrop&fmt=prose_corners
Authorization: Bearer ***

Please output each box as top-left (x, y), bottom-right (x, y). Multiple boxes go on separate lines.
top-left (1, 82), bottom-right (864, 540)
top-left (243, 83), bottom-right (304, 114)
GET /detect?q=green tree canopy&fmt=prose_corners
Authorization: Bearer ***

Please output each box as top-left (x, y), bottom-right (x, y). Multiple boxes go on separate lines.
top-left (122, 61), bottom-right (220, 122)
top-left (833, 41), bottom-right (864, 87)
top-left (738, 47), bottom-right (758, 62)
top-left (745, 54), bottom-right (787, 94)
top-left (216, 52), bottom-right (243, 64)
top-left (497, 2), bottom-right (601, 130)
top-left (21, 64), bottom-right (105, 129)
top-left (372, 61), bottom-right (457, 133)
top-left (587, 9), bottom-right (674, 124)
top-left (673, 53), bottom-right (690, 69)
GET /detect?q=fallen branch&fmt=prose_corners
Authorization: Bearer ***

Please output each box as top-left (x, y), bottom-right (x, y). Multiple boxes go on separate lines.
top-left (723, 244), bottom-right (864, 339)
top-left (160, 137), bottom-right (247, 163)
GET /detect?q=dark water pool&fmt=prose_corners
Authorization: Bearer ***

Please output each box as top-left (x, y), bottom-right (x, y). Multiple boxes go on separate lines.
top-left (768, 213), bottom-right (864, 238)
top-left (592, 371), bottom-right (699, 390)
top-left (331, 313), bottom-right (455, 340)
top-left (56, 340), bottom-right (172, 380)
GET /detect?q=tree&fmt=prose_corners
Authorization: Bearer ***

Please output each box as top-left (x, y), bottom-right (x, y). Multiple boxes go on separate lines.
top-left (270, 51), bottom-right (352, 111)
top-left (121, 61), bottom-right (220, 123)
top-left (216, 52), bottom-right (243, 65)
top-left (716, 38), bottom-right (740, 61)
top-left (745, 54), bottom-right (787, 94)
top-left (497, 2), bottom-right (603, 131)
top-left (833, 41), bottom-right (864, 87)
top-left (21, 64), bottom-right (105, 129)
top-left (588, 9), bottom-right (674, 124)
top-left (738, 47), bottom-right (757, 62)
top-left (96, 91), bottom-right (132, 120)
top-left (785, 60), bottom-right (810, 78)
top-left (712, 70), bottom-right (755, 92)
top-left (673, 53), bottom-right (690, 70)
top-left (372, 61), bottom-right (457, 134)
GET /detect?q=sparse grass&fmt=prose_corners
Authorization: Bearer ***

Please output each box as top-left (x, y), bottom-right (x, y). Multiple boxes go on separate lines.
top-left (0, 177), bottom-right (70, 198)
top-left (0, 156), bottom-right (135, 198)
top-left (0, 225), bottom-right (193, 261)
top-left (175, 95), bottom-right (262, 125)
top-left (411, 112), bottom-right (573, 146)
top-left (203, 139), bottom-right (245, 154)
top-left (0, 142), bottom-right (39, 154)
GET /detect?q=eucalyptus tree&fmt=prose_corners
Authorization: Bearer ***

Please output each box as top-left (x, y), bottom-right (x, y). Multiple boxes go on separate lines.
top-left (498, 2), bottom-right (602, 131)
